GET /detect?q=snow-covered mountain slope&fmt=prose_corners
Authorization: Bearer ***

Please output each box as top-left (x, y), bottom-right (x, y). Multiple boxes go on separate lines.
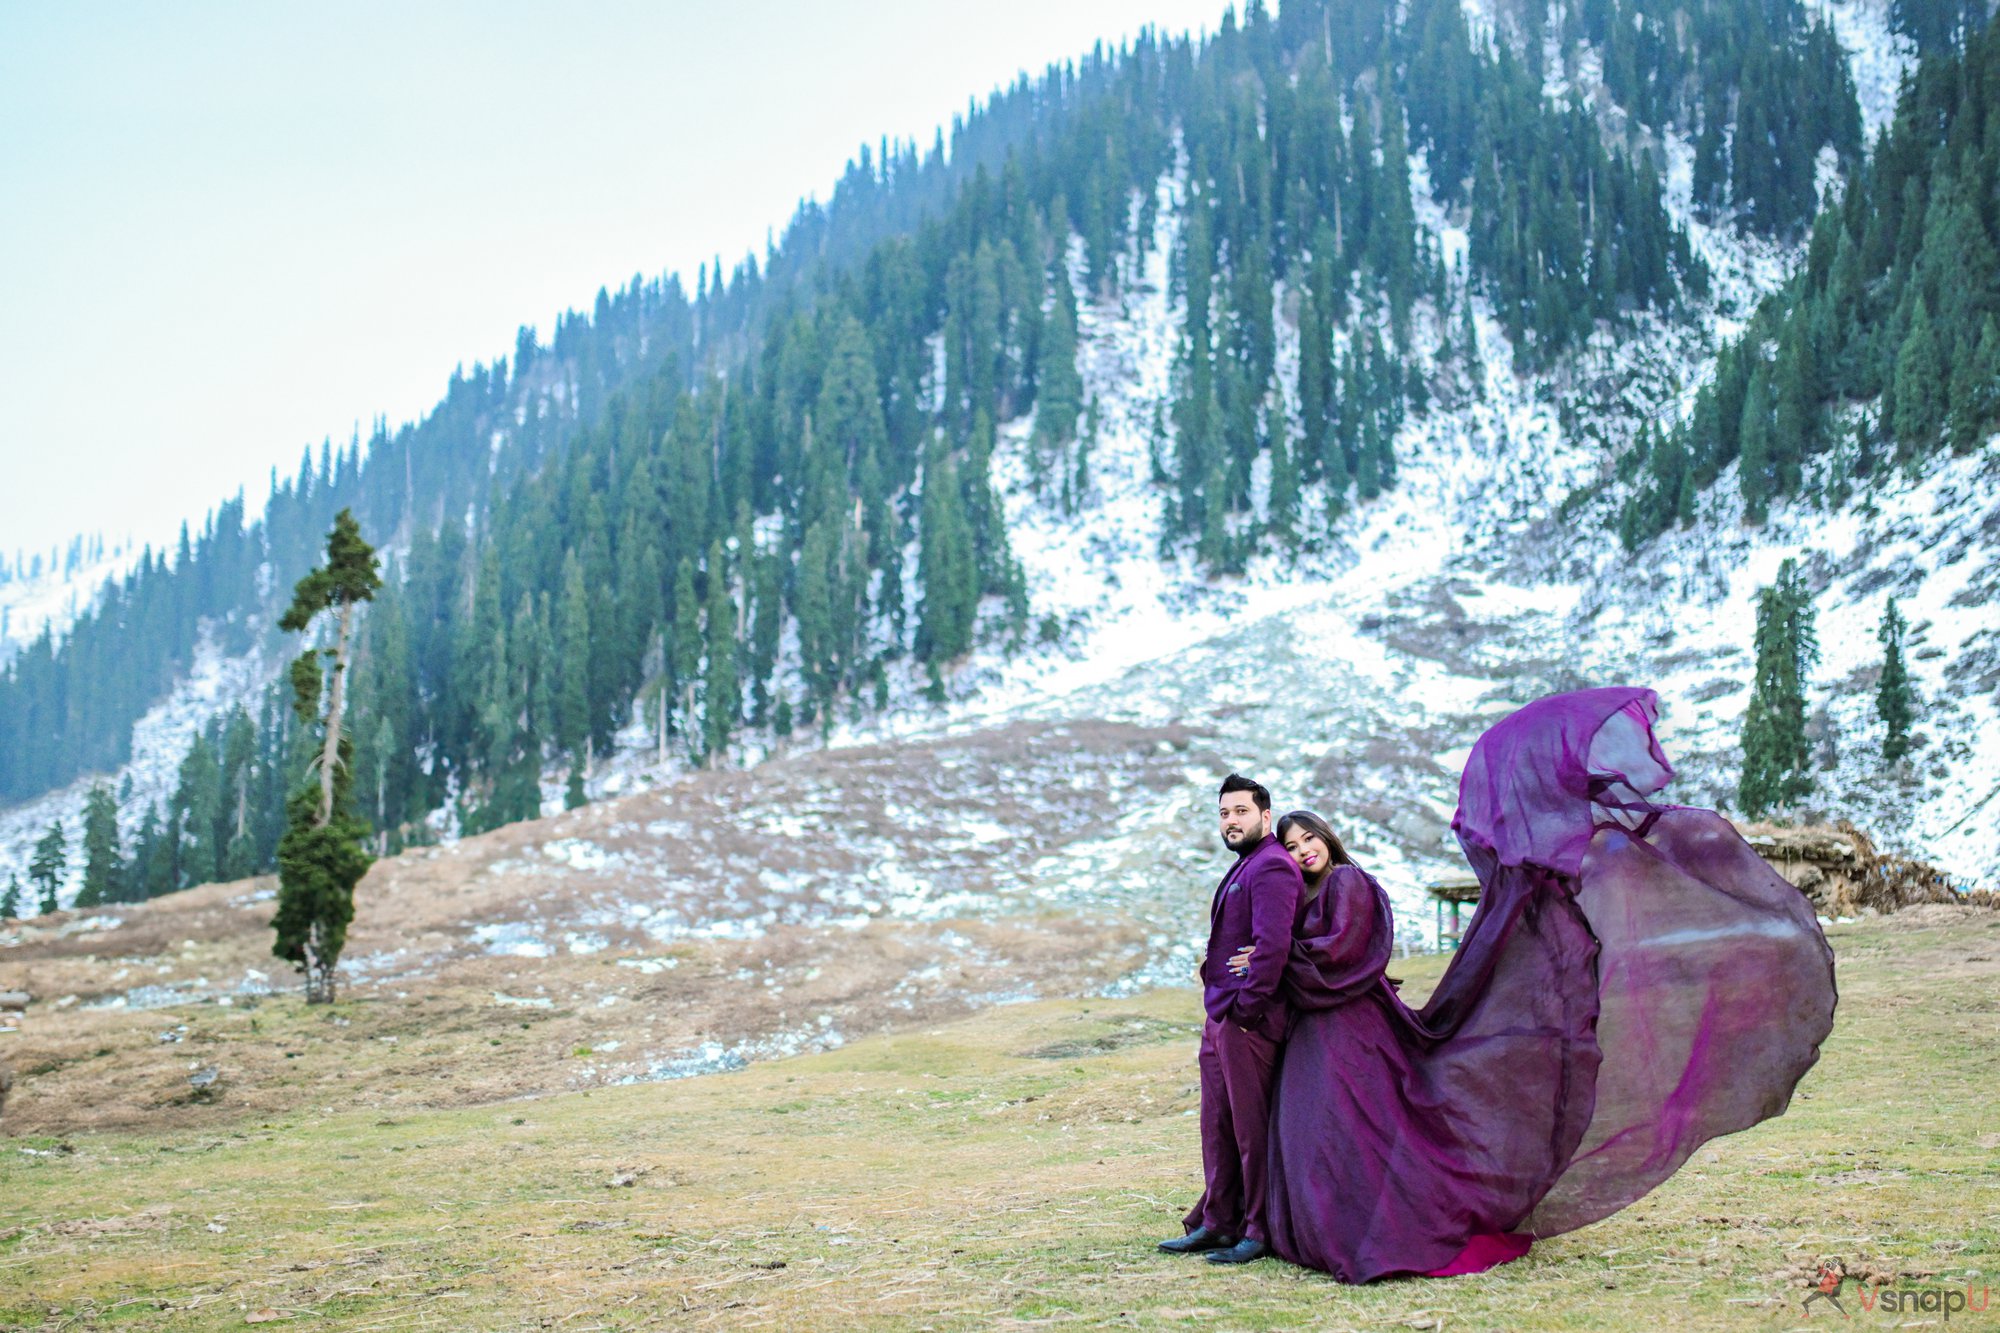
top-left (0, 634), bottom-right (267, 906)
top-left (4, 13), bottom-right (1992, 938)
top-left (1813, 0), bottom-right (1918, 140)
top-left (828, 138), bottom-right (1998, 917)
top-left (0, 544), bottom-right (139, 668)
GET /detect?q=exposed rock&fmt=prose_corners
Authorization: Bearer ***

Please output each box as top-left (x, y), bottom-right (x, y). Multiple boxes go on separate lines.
top-left (1736, 821), bottom-right (1995, 916)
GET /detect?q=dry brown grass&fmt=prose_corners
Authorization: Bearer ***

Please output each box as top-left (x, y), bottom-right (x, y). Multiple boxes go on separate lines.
top-left (0, 908), bottom-right (1996, 1330)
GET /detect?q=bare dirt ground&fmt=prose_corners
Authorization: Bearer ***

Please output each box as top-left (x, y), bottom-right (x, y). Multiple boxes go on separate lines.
top-left (0, 719), bottom-right (1212, 1137)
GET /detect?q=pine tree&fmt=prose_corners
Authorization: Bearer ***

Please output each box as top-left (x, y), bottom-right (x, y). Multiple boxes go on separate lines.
top-left (1268, 423), bottom-right (1300, 545)
top-left (218, 708), bottom-right (259, 879)
top-left (961, 411), bottom-right (1014, 594)
top-left (748, 552), bottom-right (781, 727)
top-left (0, 873), bottom-right (19, 919)
top-left (76, 784), bottom-right (122, 909)
top-left (1739, 559), bottom-right (1821, 816)
top-left (1035, 261), bottom-right (1083, 481)
top-left (1738, 363), bottom-right (1776, 522)
top-left (1297, 292), bottom-right (1329, 476)
top-left (662, 557), bottom-right (698, 750)
top-left (29, 820), bottom-right (66, 915)
top-left (916, 441), bottom-right (978, 664)
top-left (702, 541), bottom-right (739, 760)
top-left (794, 518), bottom-right (837, 722)
top-left (172, 731), bottom-right (223, 889)
top-left (130, 803), bottom-right (174, 900)
top-left (1876, 596), bottom-right (1917, 762)
top-left (1892, 297), bottom-right (1945, 453)
top-left (554, 550), bottom-right (591, 758)
top-left (272, 510), bottom-right (380, 1005)
top-left (1949, 314), bottom-right (2000, 450)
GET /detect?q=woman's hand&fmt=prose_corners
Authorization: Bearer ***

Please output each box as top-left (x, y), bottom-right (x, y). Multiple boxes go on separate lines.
top-left (1227, 944), bottom-right (1255, 976)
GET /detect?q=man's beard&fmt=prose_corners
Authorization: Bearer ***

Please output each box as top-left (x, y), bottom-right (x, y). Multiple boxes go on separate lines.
top-left (1221, 827), bottom-right (1262, 853)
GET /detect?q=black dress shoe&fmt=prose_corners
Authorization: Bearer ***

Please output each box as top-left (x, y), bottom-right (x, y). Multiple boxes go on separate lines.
top-left (1158, 1226), bottom-right (1237, 1254)
top-left (1205, 1237), bottom-right (1271, 1264)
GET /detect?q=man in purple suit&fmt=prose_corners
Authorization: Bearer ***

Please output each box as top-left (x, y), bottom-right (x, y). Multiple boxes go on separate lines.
top-left (1158, 773), bottom-right (1304, 1265)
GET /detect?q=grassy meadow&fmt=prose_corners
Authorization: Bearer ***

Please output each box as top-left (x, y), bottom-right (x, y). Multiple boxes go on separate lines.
top-left (2, 907), bottom-right (1995, 1331)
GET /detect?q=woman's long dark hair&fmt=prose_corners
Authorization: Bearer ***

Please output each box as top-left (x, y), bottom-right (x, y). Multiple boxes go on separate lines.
top-left (1275, 809), bottom-right (1353, 884)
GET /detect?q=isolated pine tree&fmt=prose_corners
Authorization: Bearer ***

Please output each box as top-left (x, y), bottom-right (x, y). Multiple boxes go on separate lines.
top-left (1876, 597), bottom-right (1917, 762)
top-left (1739, 559), bottom-right (1821, 816)
top-left (76, 784), bottom-right (122, 909)
top-left (272, 509), bottom-right (380, 1005)
top-left (28, 821), bottom-right (66, 915)
top-left (0, 873), bottom-right (19, 919)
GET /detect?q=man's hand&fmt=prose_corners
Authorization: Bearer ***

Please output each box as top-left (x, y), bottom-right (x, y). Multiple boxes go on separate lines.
top-left (1193, 955), bottom-right (1205, 985)
top-left (1227, 944), bottom-right (1255, 976)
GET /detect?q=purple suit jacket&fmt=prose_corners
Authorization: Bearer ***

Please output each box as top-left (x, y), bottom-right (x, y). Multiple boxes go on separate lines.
top-left (1201, 833), bottom-right (1304, 1039)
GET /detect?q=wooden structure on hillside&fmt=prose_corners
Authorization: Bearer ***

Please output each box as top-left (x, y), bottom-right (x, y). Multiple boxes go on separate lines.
top-left (1427, 879), bottom-right (1481, 950)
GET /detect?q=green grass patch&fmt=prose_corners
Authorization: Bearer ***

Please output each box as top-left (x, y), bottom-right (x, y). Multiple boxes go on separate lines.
top-left (0, 912), bottom-right (1994, 1329)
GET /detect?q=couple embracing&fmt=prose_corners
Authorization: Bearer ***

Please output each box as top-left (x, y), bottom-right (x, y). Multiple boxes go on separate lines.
top-left (1155, 690), bottom-right (1840, 1284)
top-left (1162, 773), bottom-right (1479, 1275)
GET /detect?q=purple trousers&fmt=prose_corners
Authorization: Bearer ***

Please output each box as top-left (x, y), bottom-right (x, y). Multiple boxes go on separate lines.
top-left (1185, 1017), bottom-right (1282, 1242)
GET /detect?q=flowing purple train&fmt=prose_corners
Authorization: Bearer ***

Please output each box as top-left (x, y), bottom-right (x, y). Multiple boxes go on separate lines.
top-left (1179, 687), bottom-right (1838, 1282)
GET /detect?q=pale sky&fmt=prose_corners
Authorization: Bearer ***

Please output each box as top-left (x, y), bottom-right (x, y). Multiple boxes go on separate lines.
top-left (0, 1), bottom-right (1218, 564)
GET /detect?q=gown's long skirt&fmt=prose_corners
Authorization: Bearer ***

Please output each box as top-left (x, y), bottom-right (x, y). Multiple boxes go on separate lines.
top-left (1261, 687), bottom-right (1837, 1282)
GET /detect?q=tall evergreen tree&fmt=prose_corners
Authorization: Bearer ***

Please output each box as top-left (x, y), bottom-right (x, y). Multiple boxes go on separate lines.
top-left (1268, 423), bottom-right (1300, 544)
top-left (670, 558), bottom-right (700, 749)
top-left (28, 820), bottom-right (66, 915)
top-left (218, 709), bottom-right (260, 879)
top-left (1035, 261), bottom-right (1084, 481)
top-left (554, 550), bottom-right (591, 759)
top-left (1738, 363), bottom-right (1776, 522)
top-left (0, 873), bottom-right (19, 919)
top-left (1739, 559), bottom-right (1820, 815)
top-left (748, 551), bottom-right (782, 727)
top-left (1876, 596), bottom-right (1917, 762)
top-left (272, 510), bottom-right (381, 1005)
top-left (172, 732), bottom-right (223, 890)
top-left (1893, 297), bottom-right (1945, 452)
top-left (916, 441), bottom-right (979, 666)
top-left (702, 541), bottom-right (739, 760)
top-left (130, 803), bottom-right (175, 900)
top-left (76, 784), bottom-right (122, 909)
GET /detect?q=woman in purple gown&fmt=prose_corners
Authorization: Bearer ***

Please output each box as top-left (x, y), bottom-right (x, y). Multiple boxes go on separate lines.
top-left (1234, 687), bottom-right (1837, 1282)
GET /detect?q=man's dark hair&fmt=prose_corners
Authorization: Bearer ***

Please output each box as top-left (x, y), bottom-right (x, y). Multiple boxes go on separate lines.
top-left (1218, 773), bottom-right (1271, 811)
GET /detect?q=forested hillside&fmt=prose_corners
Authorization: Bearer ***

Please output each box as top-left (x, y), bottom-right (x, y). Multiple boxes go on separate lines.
top-left (1622, 7), bottom-right (2000, 544)
top-left (3, 0), bottom-right (1992, 908)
